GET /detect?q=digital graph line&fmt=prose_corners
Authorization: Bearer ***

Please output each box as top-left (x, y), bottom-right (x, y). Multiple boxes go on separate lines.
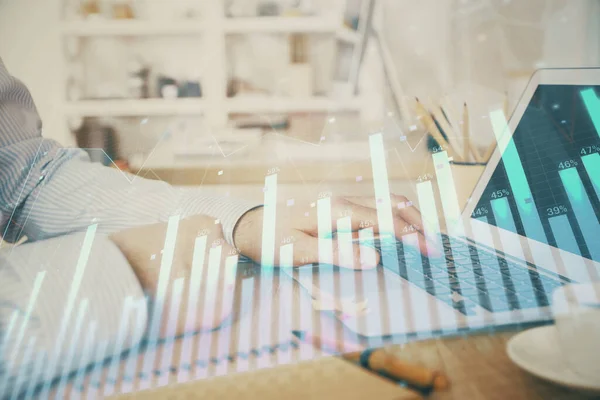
top-left (23, 350), bottom-right (46, 400)
top-left (39, 223), bottom-right (97, 399)
top-left (194, 243), bottom-right (223, 380)
top-left (316, 195), bottom-right (334, 353)
top-left (559, 167), bottom-right (600, 261)
top-left (472, 216), bottom-right (515, 319)
top-left (212, 254), bottom-right (239, 377)
top-left (489, 197), bottom-right (538, 312)
top-left (157, 278), bottom-right (185, 388)
top-left (547, 214), bottom-right (593, 287)
top-left (104, 297), bottom-right (134, 397)
top-left (489, 109), bottom-right (547, 244)
top-left (581, 153), bottom-right (600, 199)
top-left (0, 270), bottom-right (46, 396)
top-left (415, 178), bottom-right (459, 332)
top-left (257, 172), bottom-right (278, 368)
top-left (121, 298), bottom-right (148, 395)
top-left (56, 298), bottom-right (89, 399)
top-left (368, 133), bottom-right (401, 337)
top-left (416, 179), bottom-right (442, 254)
top-left (234, 276), bottom-right (255, 372)
top-left (140, 215), bottom-right (180, 390)
top-left (9, 336), bottom-right (36, 400)
top-left (178, 235), bottom-right (207, 383)
top-left (85, 340), bottom-right (109, 399)
top-left (69, 320), bottom-right (97, 398)
top-left (581, 88), bottom-right (600, 137)
top-left (277, 243), bottom-right (294, 365)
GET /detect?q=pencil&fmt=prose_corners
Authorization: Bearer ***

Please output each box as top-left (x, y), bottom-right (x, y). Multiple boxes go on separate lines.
top-left (291, 330), bottom-right (450, 392)
top-left (414, 99), bottom-right (456, 159)
top-left (344, 348), bottom-right (450, 392)
top-left (462, 102), bottom-right (471, 161)
top-left (440, 105), bottom-right (452, 127)
top-left (430, 105), bottom-right (462, 160)
top-left (481, 95), bottom-right (509, 163)
top-left (462, 103), bottom-right (482, 163)
top-left (291, 330), bottom-right (363, 353)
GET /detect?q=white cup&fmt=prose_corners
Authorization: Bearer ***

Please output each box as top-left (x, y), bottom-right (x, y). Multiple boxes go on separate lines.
top-left (552, 282), bottom-right (600, 381)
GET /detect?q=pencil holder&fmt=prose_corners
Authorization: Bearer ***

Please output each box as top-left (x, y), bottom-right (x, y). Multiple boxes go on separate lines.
top-left (449, 162), bottom-right (487, 210)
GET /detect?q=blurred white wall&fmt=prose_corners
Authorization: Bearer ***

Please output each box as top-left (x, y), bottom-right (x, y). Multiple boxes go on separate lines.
top-left (1, 0), bottom-right (598, 150)
top-left (378, 0), bottom-right (600, 147)
top-left (0, 0), bottom-right (73, 146)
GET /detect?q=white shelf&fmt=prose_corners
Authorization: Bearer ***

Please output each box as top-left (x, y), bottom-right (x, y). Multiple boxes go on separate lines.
top-left (61, 20), bottom-right (205, 36)
top-left (60, 18), bottom-right (356, 38)
top-left (224, 16), bottom-right (337, 34)
top-left (59, 0), bottom-right (367, 145)
top-left (129, 140), bottom-right (372, 170)
top-left (226, 96), bottom-right (364, 113)
top-left (64, 98), bottom-right (205, 117)
top-left (336, 27), bottom-right (361, 44)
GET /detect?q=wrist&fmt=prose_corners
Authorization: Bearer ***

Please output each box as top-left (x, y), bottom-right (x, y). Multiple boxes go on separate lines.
top-left (232, 206), bottom-right (263, 250)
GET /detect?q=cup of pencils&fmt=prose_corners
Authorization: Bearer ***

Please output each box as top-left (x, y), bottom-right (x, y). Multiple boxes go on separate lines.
top-left (415, 98), bottom-right (489, 164)
top-left (414, 98), bottom-right (489, 209)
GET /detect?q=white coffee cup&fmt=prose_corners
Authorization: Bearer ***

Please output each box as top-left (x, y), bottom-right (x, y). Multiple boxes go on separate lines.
top-left (552, 282), bottom-right (600, 381)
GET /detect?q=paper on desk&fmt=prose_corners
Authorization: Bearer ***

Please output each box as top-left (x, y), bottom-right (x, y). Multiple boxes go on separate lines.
top-left (110, 357), bottom-right (415, 400)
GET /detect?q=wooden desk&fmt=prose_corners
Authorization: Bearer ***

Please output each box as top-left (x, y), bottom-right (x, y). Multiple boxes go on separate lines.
top-left (49, 165), bottom-right (593, 399)
top-left (107, 332), bottom-right (599, 400)
top-left (55, 265), bottom-right (596, 400)
top-left (390, 333), bottom-right (598, 400)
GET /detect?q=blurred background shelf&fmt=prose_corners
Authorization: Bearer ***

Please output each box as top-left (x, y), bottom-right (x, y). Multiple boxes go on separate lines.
top-left (61, 18), bottom-right (360, 41)
top-left (60, 20), bottom-right (205, 36)
top-left (55, 0), bottom-right (374, 180)
top-left (223, 16), bottom-right (335, 33)
top-left (336, 27), bottom-right (360, 44)
top-left (225, 96), bottom-right (364, 113)
top-left (63, 98), bottom-right (205, 117)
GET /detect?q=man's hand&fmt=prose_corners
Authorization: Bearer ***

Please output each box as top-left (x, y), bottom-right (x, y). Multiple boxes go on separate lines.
top-left (233, 194), bottom-right (435, 269)
top-left (109, 215), bottom-right (237, 337)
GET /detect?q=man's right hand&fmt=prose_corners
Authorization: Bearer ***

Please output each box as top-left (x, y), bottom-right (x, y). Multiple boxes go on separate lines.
top-left (109, 215), bottom-right (238, 338)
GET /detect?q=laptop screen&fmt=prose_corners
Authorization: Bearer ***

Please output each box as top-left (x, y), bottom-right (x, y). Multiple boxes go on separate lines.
top-left (472, 84), bottom-right (600, 262)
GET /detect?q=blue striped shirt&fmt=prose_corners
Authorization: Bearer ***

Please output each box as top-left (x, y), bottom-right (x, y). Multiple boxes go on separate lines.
top-left (0, 57), bottom-right (260, 397)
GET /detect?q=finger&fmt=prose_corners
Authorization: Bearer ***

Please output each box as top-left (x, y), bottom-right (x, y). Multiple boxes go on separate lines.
top-left (388, 194), bottom-right (443, 257)
top-left (343, 196), bottom-right (436, 256)
top-left (389, 194), bottom-right (423, 230)
top-left (333, 238), bottom-right (381, 270)
top-left (342, 195), bottom-right (423, 233)
top-left (292, 232), bottom-right (380, 270)
top-left (333, 198), bottom-right (430, 255)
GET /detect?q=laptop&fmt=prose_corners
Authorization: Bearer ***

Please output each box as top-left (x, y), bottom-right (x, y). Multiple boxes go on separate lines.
top-left (282, 68), bottom-right (600, 339)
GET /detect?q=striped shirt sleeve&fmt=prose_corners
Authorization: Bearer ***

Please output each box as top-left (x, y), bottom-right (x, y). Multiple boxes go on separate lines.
top-left (0, 57), bottom-right (262, 396)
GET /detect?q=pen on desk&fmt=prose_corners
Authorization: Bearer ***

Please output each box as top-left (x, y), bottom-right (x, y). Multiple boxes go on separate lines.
top-left (291, 330), bottom-right (450, 393)
top-left (344, 348), bottom-right (450, 392)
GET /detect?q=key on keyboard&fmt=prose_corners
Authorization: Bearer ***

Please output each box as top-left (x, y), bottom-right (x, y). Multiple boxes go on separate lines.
top-left (373, 234), bottom-right (566, 316)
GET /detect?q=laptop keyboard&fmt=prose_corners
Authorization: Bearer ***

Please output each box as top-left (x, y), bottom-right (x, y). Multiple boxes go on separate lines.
top-left (375, 235), bottom-right (567, 316)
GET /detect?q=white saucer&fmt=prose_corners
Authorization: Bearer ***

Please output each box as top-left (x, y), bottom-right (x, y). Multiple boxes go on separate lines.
top-left (507, 325), bottom-right (600, 392)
